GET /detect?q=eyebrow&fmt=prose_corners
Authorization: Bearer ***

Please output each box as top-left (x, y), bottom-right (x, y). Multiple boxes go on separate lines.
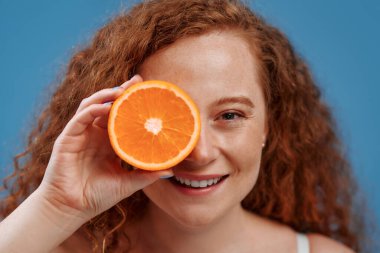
top-left (212, 96), bottom-right (255, 108)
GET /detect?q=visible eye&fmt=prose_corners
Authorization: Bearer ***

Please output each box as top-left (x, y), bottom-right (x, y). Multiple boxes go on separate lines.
top-left (214, 109), bottom-right (253, 129)
top-left (213, 108), bottom-right (254, 130)
top-left (220, 112), bottom-right (243, 121)
top-left (216, 111), bottom-right (247, 123)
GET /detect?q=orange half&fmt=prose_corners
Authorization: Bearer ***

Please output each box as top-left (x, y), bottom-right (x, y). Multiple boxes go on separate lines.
top-left (108, 80), bottom-right (201, 171)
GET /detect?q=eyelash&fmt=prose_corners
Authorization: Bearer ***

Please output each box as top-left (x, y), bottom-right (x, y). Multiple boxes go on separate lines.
top-left (220, 112), bottom-right (244, 121)
top-left (216, 111), bottom-right (246, 123)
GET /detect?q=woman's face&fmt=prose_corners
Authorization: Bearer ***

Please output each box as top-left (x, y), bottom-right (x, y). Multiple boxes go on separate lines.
top-left (138, 30), bottom-right (267, 229)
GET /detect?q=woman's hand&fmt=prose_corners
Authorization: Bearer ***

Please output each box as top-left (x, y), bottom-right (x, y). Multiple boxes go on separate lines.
top-left (38, 75), bottom-right (172, 220)
top-left (0, 75), bottom-right (173, 253)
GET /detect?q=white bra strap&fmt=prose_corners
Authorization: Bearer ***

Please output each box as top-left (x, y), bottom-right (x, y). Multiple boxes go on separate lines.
top-left (296, 233), bottom-right (310, 253)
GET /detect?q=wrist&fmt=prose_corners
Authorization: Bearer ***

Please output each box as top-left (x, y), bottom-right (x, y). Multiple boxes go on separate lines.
top-left (0, 187), bottom-right (89, 253)
top-left (33, 185), bottom-right (90, 230)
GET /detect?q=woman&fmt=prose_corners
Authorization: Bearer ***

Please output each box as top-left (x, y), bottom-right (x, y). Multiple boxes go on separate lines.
top-left (0, 0), bottom-right (368, 252)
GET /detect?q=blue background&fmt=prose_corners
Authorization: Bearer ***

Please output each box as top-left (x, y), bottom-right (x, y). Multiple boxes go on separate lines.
top-left (1, 0), bottom-right (379, 231)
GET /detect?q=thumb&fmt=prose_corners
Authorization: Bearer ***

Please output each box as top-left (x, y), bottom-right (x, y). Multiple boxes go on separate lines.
top-left (119, 169), bottom-right (173, 198)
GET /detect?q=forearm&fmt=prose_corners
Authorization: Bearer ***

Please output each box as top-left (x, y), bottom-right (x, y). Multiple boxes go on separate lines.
top-left (0, 187), bottom-right (87, 253)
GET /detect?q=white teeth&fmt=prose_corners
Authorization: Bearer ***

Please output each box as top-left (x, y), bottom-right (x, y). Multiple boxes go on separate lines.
top-left (174, 176), bottom-right (223, 188)
top-left (199, 180), bottom-right (208, 187)
top-left (191, 181), bottom-right (200, 188)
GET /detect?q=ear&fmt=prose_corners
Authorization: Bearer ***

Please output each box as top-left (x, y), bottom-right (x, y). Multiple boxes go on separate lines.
top-left (262, 117), bottom-right (268, 147)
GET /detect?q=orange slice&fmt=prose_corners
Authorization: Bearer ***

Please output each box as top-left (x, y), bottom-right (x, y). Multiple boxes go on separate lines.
top-left (108, 80), bottom-right (201, 171)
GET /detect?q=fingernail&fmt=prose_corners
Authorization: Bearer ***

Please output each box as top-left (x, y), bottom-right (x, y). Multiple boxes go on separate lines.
top-left (120, 80), bottom-right (130, 88)
top-left (159, 170), bottom-right (174, 179)
top-left (160, 174), bottom-right (174, 179)
top-left (130, 74), bottom-right (140, 81)
top-left (103, 101), bottom-right (113, 106)
top-left (112, 86), bottom-right (122, 90)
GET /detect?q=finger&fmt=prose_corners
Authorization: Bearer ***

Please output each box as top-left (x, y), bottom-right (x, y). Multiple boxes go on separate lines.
top-left (75, 75), bottom-right (143, 114)
top-left (75, 87), bottom-right (123, 115)
top-left (91, 76), bottom-right (143, 129)
top-left (93, 112), bottom-right (109, 129)
top-left (120, 74), bottom-right (143, 89)
top-left (119, 169), bottom-right (173, 198)
top-left (63, 103), bottom-right (112, 137)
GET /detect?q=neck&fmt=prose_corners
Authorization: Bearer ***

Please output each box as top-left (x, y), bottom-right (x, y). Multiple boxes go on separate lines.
top-left (133, 202), bottom-right (254, 253)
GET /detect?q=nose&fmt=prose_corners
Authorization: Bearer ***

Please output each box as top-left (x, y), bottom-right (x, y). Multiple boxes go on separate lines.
top-left (184, 124), bottom-right (219, 167)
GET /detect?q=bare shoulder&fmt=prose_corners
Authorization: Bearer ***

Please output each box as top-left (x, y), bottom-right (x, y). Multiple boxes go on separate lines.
top-left (308, 233), bottom-right (355, 253)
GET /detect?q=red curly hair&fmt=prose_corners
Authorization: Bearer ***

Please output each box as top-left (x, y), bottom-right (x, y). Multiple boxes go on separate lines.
top-left (1, 0), bottom-right (371, 252)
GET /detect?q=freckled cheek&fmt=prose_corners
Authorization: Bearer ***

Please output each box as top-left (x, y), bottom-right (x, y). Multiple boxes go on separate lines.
top-left (233, 149), bottom-right (262, 180)
top-left (228, 130), bottom-right (264, 171)
top-left (227, 145), bottom-right (261, 200)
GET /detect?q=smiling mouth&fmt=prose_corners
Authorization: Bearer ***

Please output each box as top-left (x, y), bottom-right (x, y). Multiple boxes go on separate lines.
top-left (169, 175), bottom-right (229, 189)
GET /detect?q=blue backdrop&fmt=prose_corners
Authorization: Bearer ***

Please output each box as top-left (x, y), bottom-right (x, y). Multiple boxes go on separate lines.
top-left (1, 0), bottom-right (379, 230)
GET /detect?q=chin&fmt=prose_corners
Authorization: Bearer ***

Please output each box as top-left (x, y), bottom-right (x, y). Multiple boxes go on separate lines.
top-left (171, 208), bottom-right (220, 230)
top-left (146, 196), bottom-right (225, 231)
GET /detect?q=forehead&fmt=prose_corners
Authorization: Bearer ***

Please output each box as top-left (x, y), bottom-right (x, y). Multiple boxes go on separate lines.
top-left (138, 31), bottom-right (263, 106)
